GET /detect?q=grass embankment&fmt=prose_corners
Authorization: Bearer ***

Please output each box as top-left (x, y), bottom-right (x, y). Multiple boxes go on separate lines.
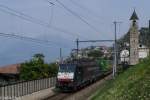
top-left (91, 57), bottom-right (150, 100)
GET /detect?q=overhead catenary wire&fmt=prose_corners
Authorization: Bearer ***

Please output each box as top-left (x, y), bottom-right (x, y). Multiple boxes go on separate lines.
top-left (0, 4), bottom-right (85, 40)
top-left (49, 2), bottom-right (54, 25)
top-left (0, 32), bottom-right (51, 45)
top-left (69, 0), bottom-right (114, 38)
top-left (69, 0), bottom-right (105, 24)
top-left (45, 0), bottom-right (88, 40)
top-left (45, 0), bottom-right (54, 26)
top-left (55, 0), bottom-right (100, 34)
top-left (45, 0), bottom-right (55, 6)
top-left (0, 32), bottom-right (70, 48)
top-left (43, 1), bottom-right (54, 42)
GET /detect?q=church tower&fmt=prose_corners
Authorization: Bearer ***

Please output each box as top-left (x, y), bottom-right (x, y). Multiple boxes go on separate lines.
top-left (129, 10), bottom-right (139, 65)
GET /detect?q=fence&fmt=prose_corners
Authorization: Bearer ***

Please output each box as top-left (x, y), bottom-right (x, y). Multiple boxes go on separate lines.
top-left (0, 77), bottom-right (56, 100)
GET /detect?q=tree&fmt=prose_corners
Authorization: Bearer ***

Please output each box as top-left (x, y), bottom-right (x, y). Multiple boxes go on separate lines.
top-left (19, 53), bottom-right (58, 81)
top-left (48, 63), bottom-right (58, 77)
top-left (32, 53), bottom-right (45, 64)
top-left (97, 58), bottom-right (111, 71)
top-left (88, 50), bottom-right (104, 58)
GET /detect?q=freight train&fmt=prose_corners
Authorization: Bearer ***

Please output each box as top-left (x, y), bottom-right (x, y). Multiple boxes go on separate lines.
top-left (56, 58), bottom-right (111, 91)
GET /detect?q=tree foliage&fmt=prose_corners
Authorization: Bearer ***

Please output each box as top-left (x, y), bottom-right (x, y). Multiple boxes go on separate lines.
top-left (19, 53), bottom-right (58, 81)
top-left (97, 58), bottom-right (111, 71)
top-left (88, 50), bottom-right (104, 58)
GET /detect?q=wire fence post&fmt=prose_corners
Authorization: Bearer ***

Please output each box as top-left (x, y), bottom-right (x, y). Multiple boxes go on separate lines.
top-left (0, 86), bottom-right (2, 100)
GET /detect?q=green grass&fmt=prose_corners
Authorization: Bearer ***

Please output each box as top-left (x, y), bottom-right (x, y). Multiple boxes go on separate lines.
top-left (91, 57), bottom-right (150, 100)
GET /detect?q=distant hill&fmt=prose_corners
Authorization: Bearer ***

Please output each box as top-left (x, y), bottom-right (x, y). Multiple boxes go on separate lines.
top-left (90, 57), bottom-right (150, 100)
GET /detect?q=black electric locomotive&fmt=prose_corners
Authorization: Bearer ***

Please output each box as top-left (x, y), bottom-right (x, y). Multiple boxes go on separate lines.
top-left (56, 58), bottom-right (105, 91)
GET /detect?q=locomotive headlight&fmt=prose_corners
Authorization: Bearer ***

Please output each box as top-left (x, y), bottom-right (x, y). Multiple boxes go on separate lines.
top-left (68, 72), bottom-right (74, 79)
top-left (57, 72), bottom-right (74, 80)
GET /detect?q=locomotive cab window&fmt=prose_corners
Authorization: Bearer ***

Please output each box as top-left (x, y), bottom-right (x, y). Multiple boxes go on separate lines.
top-left (58, 64), bottom-right (76, 72)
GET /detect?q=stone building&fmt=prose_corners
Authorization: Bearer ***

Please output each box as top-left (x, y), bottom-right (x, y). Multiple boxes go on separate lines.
top-left (129, 10), bottom-right (139, 65)
top-left (119, 10), bottom-right (150, 65)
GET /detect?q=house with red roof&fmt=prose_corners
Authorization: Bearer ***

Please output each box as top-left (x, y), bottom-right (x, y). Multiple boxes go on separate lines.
top-left (0, 64), bottom-right (21, 85)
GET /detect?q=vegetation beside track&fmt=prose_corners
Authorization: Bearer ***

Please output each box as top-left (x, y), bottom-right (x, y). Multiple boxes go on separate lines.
top-left (90, 57), bottom-right (150, 100)
top-left (20, 53), bottom-right (58, 80)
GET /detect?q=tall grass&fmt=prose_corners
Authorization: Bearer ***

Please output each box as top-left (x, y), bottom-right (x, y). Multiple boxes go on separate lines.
top-left (91, 57), bottom-right (150, 100)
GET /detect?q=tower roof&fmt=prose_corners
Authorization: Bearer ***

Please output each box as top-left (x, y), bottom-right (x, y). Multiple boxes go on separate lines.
top-left (130, 10), bottom-right (139, 20)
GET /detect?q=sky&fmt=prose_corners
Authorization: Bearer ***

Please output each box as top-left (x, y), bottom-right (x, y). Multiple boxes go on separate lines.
top-left (0, 0), bottom-right (150, 66)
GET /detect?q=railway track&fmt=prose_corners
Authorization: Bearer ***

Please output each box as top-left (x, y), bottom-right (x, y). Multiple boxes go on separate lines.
top-left (44, 93), bottom-right (72, 100)
top-left (44, 71), bottom-right (112, 100)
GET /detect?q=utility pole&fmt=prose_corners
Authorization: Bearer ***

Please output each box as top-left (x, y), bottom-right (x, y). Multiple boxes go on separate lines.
top-left (149, 20), bottom-right (150, 33)
top-left (113, 21), bottom-right (117, 78)
top-left (60, 48), bottom-right (62, 63)
top-left (148, 20), bottom-right (150, 48)
top-left (76, 38), bottom-right (79, 59)
top-left (113, 21), bottom-right (122, 78)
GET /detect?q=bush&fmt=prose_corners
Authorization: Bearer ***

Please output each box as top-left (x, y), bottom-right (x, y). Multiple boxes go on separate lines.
top-left (19, 53), bottom-right (58, 81)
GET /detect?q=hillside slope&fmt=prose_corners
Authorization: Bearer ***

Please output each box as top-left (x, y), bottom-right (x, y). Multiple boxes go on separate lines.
top-left (91, 57), bottom-right (150, 100)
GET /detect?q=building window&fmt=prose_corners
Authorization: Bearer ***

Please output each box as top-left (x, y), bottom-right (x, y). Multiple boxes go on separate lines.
top-left (139, 44), bottom-right (142, 47)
